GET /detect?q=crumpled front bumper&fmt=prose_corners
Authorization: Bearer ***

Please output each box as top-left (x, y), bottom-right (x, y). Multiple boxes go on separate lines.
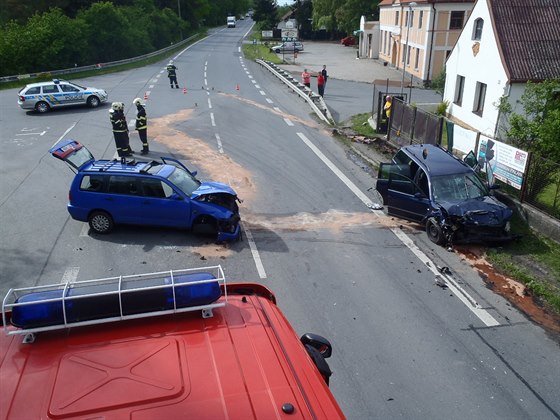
top-left (217, 223), bottom-right (241, 242)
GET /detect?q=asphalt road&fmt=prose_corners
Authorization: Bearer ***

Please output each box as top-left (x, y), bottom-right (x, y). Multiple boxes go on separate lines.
top-left (1, 20), bottom-right (559, 419)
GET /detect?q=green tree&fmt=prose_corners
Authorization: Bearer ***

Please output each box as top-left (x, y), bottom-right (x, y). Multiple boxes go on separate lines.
top-left (312, 0), bottom-right (343, 34)
top-left (504, 80), bottom-right (560, 200)
top-left (253, 0), bottom-right (277, 30)
top-left (292, 0), bottom-right (313, 39)
top-left (336, 0), bottom-right (379, 35)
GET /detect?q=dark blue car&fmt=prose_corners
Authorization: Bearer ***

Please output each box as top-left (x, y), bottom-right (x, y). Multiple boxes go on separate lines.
top-left (50, 140), bottom-right (240, 241)
top-left (376, 144), bottom-right (514, 246)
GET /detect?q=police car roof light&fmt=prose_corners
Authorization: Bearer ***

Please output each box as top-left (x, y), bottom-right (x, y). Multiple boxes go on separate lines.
top-left (2, 266), bottom-right (227, 337)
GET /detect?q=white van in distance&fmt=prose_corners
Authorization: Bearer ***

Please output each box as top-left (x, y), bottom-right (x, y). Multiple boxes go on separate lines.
top-left (227, 16), bottom-right (236, 28)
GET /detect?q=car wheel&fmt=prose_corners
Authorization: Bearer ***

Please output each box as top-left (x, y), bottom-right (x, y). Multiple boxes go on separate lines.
top-left (426, 217), bottom-right (445, 245)
top-left (87, 96), bottom-right (100, 108)
top-left (88, 211), bottom-right (114, 234)
top-left (35, 101), bottom-right (50, 113)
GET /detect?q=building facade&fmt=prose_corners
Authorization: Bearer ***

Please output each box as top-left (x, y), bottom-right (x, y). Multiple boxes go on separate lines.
top-left (378, 0), bottom-right (475, 84)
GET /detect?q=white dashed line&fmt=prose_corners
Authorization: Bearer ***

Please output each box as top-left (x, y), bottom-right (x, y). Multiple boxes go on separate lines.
top-left (284, 118), bottom-right (294, 126)
top-left (274, 107), bottom-right (282, 112)
top-left (149, 85), bottom-right (154, 89)
top-left (210, 113), bottom-right (216, 127)
top-left (215, 133), bottom-right (224, 154)
top-left (266, 98), bottom-right (274, 104)
top-left (255, 85), bottom-right (261, 89)
top-left (259, 90), bottom-right (266, 96)
top-left (208, 98), bottom-right (212, 109)
top-left (251, 80), bottom-right (257, 84)
top-left (61, 267), bottom-right (80, 284)
top-left (79, 224), bottom-right (89, 237)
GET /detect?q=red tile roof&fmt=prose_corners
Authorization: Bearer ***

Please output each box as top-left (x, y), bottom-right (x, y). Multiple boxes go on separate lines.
top-left (490, 0), bottom-right (560, 82)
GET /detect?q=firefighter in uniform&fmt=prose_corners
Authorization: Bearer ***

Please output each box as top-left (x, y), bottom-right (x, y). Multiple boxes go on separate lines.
top-left (166, 63), bottom-right (179, 88)
top-left (133, 98), bottom-right (149, 155)
top-left (109, 102), bottom-right (132, 160)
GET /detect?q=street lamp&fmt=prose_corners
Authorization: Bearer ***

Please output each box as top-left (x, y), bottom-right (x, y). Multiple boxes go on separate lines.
top-left (400, 2), bottom-right (417, 96)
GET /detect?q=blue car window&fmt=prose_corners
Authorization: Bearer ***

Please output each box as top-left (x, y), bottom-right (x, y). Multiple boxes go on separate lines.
top-left (141, 178), bottom-right (167, 198)
top-left (432, 173), bottom-right (487, 202)
top-left (108, 176), bottom-right (139, 195)
top-left (80, 175), bottom-right (105, 192)
top-left (167, 167), bottom-right (200, 197)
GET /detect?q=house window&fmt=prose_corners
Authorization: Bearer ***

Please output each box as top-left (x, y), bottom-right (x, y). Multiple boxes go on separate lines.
top-left (472, 18), bottom-right (484, 40)
top-left (450, 11), bottom-right (465, 29)
top-left (473, 81), bottom-right (487, 115)
top-left (419, 11), bottom-right (423, 29)
top-left (414, 48), bottom-right (420, 69)
top-left (395, 11), bottom-right (399, 25)
top-left (407, 46), bottom-right (411, 66)
top-left (409, 11), bottom-right (414, 27)
top-left (454, 75), bottom-right (465, 106)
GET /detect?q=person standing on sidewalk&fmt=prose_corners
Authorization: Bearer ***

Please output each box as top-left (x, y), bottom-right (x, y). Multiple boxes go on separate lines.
top-left (317, 71), bottom-right (325, 97)
top-left (133, 98), bottom-right (149, 155)
top-left (166, 62), bottom-right (179, 88)
top-left (302, 68), bottom-right (311, 88)
top-left (321, 65), bottom-right (328, 92)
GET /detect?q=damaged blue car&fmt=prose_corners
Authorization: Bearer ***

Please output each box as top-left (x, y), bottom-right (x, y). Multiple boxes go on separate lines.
top-left (50, 140), bottom-right (241, 241)
top-left (376, 144), bottom-right (514, 246)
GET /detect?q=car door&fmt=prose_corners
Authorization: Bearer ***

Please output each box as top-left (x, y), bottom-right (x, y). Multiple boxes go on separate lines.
top-left (104, 175), bottom-right (145, 225)
top-left (376, 163), bottom-right (430, 222)
top-left (40, 83), bottom-right (64, 107)
top-left (59, 82), bottom-right (85, 105)
top-left (138, 177), bottom-right (192, 228)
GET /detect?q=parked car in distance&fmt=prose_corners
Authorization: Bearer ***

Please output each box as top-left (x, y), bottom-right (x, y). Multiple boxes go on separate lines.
top-left (18, 79), bottom-right (108, 113)
top-left (49, 140), bottom-right (241, 241)
top-left (270, 41), bottom-right (304, 53)
top-left (341, 36), bottom-right (356, 46)
top-left (1, 266), bottom-right (345, 419)
top-left (376, 144), bottom-right (515, 246)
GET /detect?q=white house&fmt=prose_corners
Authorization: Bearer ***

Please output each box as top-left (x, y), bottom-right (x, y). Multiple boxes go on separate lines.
top-left (444, 0), bottom-right (560, 138)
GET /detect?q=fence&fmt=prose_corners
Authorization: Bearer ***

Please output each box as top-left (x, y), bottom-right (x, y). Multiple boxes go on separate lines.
top-left (0, 34), bottom-right (199, 84)
top-left (388, 98), bottom-right (443, 146)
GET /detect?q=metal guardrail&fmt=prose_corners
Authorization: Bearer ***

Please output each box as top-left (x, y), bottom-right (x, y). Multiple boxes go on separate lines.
top-left (0, 34), bottom-right (199, 84)
top-left (256, 59), bottom-right (334, 125)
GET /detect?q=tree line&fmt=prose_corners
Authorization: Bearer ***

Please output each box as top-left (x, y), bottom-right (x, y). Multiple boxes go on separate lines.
top-left (0, 0), bottom-right (380, 77)
top-left (0, 0), bottom-right (251, 76)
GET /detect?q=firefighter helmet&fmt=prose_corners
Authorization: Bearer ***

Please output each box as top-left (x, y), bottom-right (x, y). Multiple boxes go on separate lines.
top-left (133, 98), bottom-right (143, 106)
top-left (111, 102), bottom-right (124, 111)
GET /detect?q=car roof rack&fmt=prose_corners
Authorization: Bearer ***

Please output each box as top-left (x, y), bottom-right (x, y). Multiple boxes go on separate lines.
top-left (2, 266), bottom-right (227, 343)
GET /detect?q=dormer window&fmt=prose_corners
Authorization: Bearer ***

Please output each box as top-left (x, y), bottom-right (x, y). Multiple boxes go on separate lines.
top-left (472, 18), bottom-right (484, 40)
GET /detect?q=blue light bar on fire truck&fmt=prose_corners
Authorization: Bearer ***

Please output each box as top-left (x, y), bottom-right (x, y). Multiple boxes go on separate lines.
top-left (2, 266), bottom-right (226, 337)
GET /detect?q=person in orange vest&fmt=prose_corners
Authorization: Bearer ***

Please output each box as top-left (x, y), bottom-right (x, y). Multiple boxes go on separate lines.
top-left (302, 68), bottom-right (311, 88)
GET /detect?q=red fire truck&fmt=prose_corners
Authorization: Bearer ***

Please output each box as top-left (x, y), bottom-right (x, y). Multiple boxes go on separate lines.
top-left (1, 266), bottom-right (344, 419)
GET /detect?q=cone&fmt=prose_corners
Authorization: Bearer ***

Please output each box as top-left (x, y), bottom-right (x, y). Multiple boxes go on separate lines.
top-left (236, 84), bottom-right (240, 91)
top-left (143, 92), bottom-right (148, 100)
top-left (183, 87), bottom-right (187, 94)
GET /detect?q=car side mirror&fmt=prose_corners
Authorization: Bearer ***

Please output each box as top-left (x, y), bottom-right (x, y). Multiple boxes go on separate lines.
top-left (191, 170), bottom-right (197, 177)
top-left (170, 193), bottom-right (183, 200)
top-left (300, 333), bottom-right (332, 358)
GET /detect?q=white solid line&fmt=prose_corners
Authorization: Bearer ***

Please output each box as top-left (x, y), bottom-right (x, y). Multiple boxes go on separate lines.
top-left (266, 98), bottom-right (274, 104)
top-left (210, 113), bottom-right (216, 127)
top-left (259, 90), bottom-right (266, 96)
top-left (295, 131), bottom-right (500, 327)
top-left (208, 98), bottom-right (212, 109)
top-left (215, 133), bottom-right (224, 154)
top-left (284, 118), bottom-right (294, 126)
top-left (51, 122), bottom-right (77, 148)
top-left (296, 132), bottom-right (374, 207)
top-left (61, 267), bottom-right (80, 284)
top-left (243, 223), bottom-right (267, 279)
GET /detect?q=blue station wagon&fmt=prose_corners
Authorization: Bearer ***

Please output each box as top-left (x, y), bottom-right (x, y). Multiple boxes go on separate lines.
top-left (50, 140), bottom-right (241, 241)
top-left (376, 144), bottom-right (514, 246)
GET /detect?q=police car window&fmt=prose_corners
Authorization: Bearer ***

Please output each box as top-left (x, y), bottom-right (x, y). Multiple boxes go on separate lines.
top-left (80, 175), bottom-right (105, 192)
top-left (25, 87), bottom-right (40, 95)
top-left (60, 84), bottom-right (80, 93)
top-left (42, 85), bottom-right (60, 94)
top-left (108, 176), bottom-right (138, 195)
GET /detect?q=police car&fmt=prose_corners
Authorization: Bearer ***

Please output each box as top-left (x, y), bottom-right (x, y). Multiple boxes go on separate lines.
top-left (17, 79), bottom-right (108, 113)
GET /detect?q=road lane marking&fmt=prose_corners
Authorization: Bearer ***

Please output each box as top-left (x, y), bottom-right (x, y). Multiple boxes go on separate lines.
top-left (295, 132), bottom-right (499, 327)
top-left (215, 133), bottom-right (223, 154)
top-left (50, 122), bottom-right (77, 148)
top-left (211, 113), bottom-right (216, 127)
top-left (284, 118), bottom-right (294, 126)
top-left (259, 90), bottom-right (266, 96)
top-left (266, 98), bottom-right (273, 104)
top-left (80, 224), bottom-right (89, 237)
top-left (208, 98), bottom-right (212, 109)
top-left (61, 267), bottom-right (80, 284)
top-left (242, 222), bottom-right (267, 279)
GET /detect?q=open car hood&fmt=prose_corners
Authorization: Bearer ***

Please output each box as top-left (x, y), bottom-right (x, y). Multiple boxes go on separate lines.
top-left (191, 182), bottom-right (237, 198)
top-left (440, 196), bottom-right (513, 225)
